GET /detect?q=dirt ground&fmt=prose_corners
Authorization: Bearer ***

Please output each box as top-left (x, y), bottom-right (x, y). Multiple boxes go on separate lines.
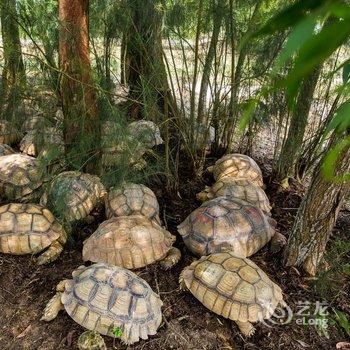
top-left (0, 159), bottom-right (349, 350)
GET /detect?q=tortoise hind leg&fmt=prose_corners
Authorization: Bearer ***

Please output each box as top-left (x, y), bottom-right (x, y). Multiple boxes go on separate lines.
top-left (235, 320), bottom-right (256, 337)
top-left (37, 241), bottom-right (63, 265)
top-left (270, 231), bottom-right (287, 253)
top-left (160, 247), bottom-right (181, 270)
top-left (41, 292), bottom-right (64, 321)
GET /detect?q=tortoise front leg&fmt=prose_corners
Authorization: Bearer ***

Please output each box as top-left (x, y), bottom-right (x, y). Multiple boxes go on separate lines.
top-left (235, 320), bottom-right (256, 337)
top-left (270, 231), bottom-right (287, 253)
top-left (41, 292), bottom-right (64, 321)
top-left (37, 240), bottom-right (64, 265)
top-left (160, 247), bottom-right (181, 269)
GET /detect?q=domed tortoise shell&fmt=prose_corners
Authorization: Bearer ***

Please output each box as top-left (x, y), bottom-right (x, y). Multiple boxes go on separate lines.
top-left (178, 197), bottom-right (274, 257)
top-left (61, 263), bottom-right (163, 344)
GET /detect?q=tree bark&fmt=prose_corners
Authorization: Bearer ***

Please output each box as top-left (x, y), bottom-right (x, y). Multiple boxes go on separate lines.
top-left (59, 0), bottom-right (99, 171)
top-left (283, 134), bottom-right (350, 275)
top-left (0, 0), bottom-right (26, 118)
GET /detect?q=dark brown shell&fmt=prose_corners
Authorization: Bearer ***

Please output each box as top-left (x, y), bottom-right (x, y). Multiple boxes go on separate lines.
top-left (178, 197), bottom-right (274, 257)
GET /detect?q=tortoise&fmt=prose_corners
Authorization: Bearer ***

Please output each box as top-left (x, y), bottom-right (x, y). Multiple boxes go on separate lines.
top-left (0, 154), bottom-right (44, 200)
top-left (180, 251), bottom-right (285, 337)
top-left (208, 154), bottom-right (263, 187)
top-left (20, 127), bottom-right (64, 159)
top-left (177, 197), bottom-right (286, 257)
top-left (0, 203), bottom-right (67, 264)
top-left (0, 120), bottom-right (20, 144)
top-left (0, 143), bottom-right (15, 156)
top-left (105, 183), bottom-right (161, 224)
top-left (40, 171), bottom-right (106, 224)
top-left (83, 215), bottom-right (181, 270)
top-left (77, 331), bottom-right (107, 350)
top-left (197, 178), bottom-right (271, 214)
top-left (128, 120), bottom-right (163, 148)
top-left (41, 262), bottom-right (163, 345)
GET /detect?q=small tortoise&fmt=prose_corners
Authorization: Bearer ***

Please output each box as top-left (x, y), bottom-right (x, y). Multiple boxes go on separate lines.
top-left (0, 203), bottom-right (66, 264)
top-left (180, 251), bottom-right (285, 336)
top-left (83, 215), bottom-right (181, 270)
top-left (0, 143), bottom-right (15, 156)
top-left (41, 171), bottom-right (106, 224)
top-left (0, 154), bottom-right (44, 200)
top-left (197, 178), bottom-right (271, 214)
top-left (208, 154), bottom-right (263, 187)
top-left (77, 331), bottom-right (107, 350)
top-left (0, 120), bottom-right (20, 144)
top-left (41, 262), bottom-right (163, 345)
top-left (105, 183), bottom-right (161, 224)
top-left (178, 197), bottom-right (286, 257)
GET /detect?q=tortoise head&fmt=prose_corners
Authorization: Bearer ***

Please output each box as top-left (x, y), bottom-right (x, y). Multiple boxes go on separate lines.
top-left (196, 186), bottom-right (212, 202)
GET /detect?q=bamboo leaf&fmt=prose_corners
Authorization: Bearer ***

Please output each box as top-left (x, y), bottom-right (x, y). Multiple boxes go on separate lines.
top-left (323, 100), bottom-right (350, 139)
top-left (238, 99), bottom-right (259, 133)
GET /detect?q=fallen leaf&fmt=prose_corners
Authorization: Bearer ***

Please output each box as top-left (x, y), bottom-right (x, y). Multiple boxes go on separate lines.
top-left (295, 339), bottom-right (310, 347)
top-left (336, 342), bottom-right (350, 349)
top-left (16, 325), bottom-right (31, 338)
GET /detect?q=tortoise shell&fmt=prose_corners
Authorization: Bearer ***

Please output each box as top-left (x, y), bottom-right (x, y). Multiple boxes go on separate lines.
top-left (83, 215), bottom-right (175, 269)
top-left (0, 154), bottom-right (44, 199)
top-left (178, 197), bottom-right (274, 257)
top-left (105, 183), bottom-right (160, 223)
top-left (210, 154), bottom-right (263, 187)
top-left (128, 120), bottom-right (163, 148)
top-left (180, 251), bottom-right (283, 322)
top-left (0, 144), bottom-right (15, 156)
top-left (61, 263), bottom-right (163, 344)
top-left (0, 203), bottom-right (66, 254)
top-left (200, 178), bottom-right (271, 214)
top-left (42, 171), bottom-right (106, 223)
top-left (0, 120), bottom-right (19, 144)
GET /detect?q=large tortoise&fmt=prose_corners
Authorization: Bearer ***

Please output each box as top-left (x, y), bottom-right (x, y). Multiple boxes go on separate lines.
top-left (197, 178), bottom-right (271, 214)
top-left (180, 251), bottom-right (285, 336)
top-left (208, 154), bottom-right (263, 187)
top-left (41, 262), bottom-right (163, 345)
top-left (0, 154), bottom-right (44, 200)
top-left (178, 197), bottom-right (286, 257)
top-left (83, 215), bottom-right (181, 270)
top-left (105, 183), bottom-right (161, 224)
top-left (0, 203), bottom-right (66, 264)
top-left (41, 171), bottom-right (106, 224)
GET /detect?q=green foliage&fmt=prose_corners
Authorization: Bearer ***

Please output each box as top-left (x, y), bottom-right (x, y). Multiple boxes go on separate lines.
top-left (333, 309), bottom-right (350, 336)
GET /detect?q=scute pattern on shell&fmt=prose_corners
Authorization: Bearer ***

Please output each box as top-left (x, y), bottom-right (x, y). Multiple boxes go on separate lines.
top-left (83, 215), bottom-right (175, 269)
top-left (43, 171), bottom-right (106, 222)
top-left (62, 263), bottom-right (163, 345)
top-left (208, 178), bottom-right (271, 213)
top-left (178, 197), bottom-right (274, 257)
top-left (181, 252), bottom-right (283, 322)
top-left (211, 154), bottom-right (263, 187)
top-left (0, 154), bottom-right (44, 199)
top-left (0, 203), bottom-right (66, 254)
top-left (105, 183), bottom-right (160, 222)
top-left (128, 120), bottom-right (163, 148)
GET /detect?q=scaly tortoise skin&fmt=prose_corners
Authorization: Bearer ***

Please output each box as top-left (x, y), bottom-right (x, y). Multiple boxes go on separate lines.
top-left (105, 183), bottom-right (160, 223)
top-left (208, 154), bottom-right (263, 187)
top-left (41, 262), bottom-right (163, 345)
top-left (180, 251), bottom-right (285, 337)
top-left (0, 120), bottom-right (20, 144)
top-left (0, 144), bottom-right (15, 156)
top-left (197, 178), bottom-right (271, 214)
top-left (0, 203), bottom-right (66, 264)
top-left (83, 215), bottom-right (181, 270)
top-left (178, 197), bottom-right (286, 257)
top-left (0, 154), bottom-right (44, 200)
top-left (41, 171), bottom-right (106, 223)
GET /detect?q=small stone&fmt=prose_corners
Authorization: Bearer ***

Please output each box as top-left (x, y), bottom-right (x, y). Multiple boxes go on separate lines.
top-left (77, 331), bottom-right (107, 350)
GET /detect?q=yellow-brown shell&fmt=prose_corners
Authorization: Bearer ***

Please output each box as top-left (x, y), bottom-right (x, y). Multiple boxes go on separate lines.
top-left (0, 154), bottom-right (44, 199)
top-left (210, 154), bottom-right (263, 187)
top-left (83, 215), bottom-right (175, 269)
top-left (180, 252), bottom-right (283, 322)
top-left (0, 120), bottom-right (19, 144)
top-left (202, 178), bottom-right (271, 214)
top-left (178, 197), bottom-right (274, 257)
top-left (105, 183), bottom-right (160, 222)
top-left (0, 203), bottom-right (66, 254)
top-left (62, 263), bottom-right (163, 345)
top-left (42, 171), bottom-right (106, 223)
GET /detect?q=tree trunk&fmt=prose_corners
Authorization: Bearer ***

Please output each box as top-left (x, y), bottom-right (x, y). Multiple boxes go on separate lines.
top-left (59, 0), bottom-right (99, 171)
top-left (124, 0), bottom-right (173, 121)
top-left (276, 65), bottom-right (322, 181)
top-left (283, 134), bottom-right (350, 275)
top-left (0, 0), bottom-right (26, 118)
